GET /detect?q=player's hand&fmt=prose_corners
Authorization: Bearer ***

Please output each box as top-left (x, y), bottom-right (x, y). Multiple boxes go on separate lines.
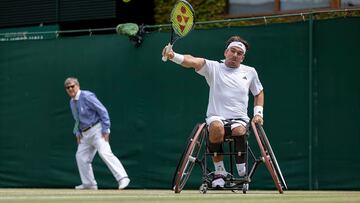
top-left (76, 136), bottom-right (81, 144)
top-left (102, 133), bottom-right (110, 142)
top-left (252, 115), bottom-right (264, 125)
top-left (162, 45), bottom-right (174, 60)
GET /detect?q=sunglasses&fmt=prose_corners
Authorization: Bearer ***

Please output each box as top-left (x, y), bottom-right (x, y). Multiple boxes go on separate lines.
top-left (66, 85), bottom-right (76, 90)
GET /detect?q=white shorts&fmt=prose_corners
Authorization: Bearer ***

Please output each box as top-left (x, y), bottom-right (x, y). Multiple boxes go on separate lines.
top-left (206, 116), bottom-right (247, 130)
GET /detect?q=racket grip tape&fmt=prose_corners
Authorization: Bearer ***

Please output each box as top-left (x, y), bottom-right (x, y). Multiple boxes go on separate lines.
top-left (162, 43), bottom-right (173, 62)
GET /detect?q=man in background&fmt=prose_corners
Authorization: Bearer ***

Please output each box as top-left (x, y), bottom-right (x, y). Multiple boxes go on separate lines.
top-left (64, 77), bottom-right (130, 190)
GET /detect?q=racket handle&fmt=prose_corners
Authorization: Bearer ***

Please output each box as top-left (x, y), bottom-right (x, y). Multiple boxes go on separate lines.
top-left (162, 43), bottom-right (173, 62)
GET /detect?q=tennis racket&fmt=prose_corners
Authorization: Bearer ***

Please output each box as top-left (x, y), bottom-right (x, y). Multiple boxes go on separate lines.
top-left (162, 0), bottom-right (195, 61)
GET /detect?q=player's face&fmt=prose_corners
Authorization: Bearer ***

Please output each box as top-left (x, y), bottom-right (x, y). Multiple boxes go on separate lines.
top-left (65, 82), bottom-right (79, 98)
top-left (224, 46), bottom-right (245, 68)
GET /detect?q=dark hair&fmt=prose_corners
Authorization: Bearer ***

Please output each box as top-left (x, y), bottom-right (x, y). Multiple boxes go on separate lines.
top-left (226, 36), bottom-right (250, 51)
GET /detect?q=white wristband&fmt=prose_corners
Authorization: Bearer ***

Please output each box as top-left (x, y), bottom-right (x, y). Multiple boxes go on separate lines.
top-left (170, 53), bottom-right (184, 64)
top-left (254, 106), bottom-right (263, 118)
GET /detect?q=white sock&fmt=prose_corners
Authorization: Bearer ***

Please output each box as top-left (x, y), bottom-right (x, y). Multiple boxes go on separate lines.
top-left (236, 163), bottom-right (246, 176)
top-left (214, 161), bottom-right (227, 176)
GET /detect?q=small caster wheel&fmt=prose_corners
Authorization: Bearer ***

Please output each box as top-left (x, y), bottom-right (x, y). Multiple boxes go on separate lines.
top-left (242, 183), bottom-right (249, 194)
top-left (199, 183), bottom-right (208, 194)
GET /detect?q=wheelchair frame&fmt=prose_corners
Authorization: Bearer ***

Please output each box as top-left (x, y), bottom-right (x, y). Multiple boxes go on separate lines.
top-left (172, 122), bottom-right (287, 194)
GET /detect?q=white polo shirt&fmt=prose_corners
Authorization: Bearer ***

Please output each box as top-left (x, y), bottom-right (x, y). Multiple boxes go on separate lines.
top-left (196, 59), bottom-right (263, 123)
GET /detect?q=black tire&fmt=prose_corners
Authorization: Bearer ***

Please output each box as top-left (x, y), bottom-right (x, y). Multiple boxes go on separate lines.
top-left (173, 123), bottom-right (207, 193)
top-left (251, 122), bottom-right (284, 193)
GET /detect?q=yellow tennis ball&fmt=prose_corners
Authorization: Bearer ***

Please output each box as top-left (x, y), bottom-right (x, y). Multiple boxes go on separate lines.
top-left (123, 0), bottom-right (131, 3)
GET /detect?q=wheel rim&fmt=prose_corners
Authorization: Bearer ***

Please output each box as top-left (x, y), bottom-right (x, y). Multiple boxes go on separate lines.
top-left (174, 123), bottom-right (206, 192)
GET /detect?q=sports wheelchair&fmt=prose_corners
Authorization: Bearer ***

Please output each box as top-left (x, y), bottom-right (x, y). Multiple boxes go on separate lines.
top-left (172, 121), bottom-right (287, 194)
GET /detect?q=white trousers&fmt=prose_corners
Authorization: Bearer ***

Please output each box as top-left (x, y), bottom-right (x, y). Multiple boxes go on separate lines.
top-left (76, 123), bottom-right (128, 186)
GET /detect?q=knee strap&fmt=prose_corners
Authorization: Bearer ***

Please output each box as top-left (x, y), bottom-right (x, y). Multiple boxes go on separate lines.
top-left (234, 136), bottom-right (246, 163)
top-left (207, 141), bottom-right (223, 153)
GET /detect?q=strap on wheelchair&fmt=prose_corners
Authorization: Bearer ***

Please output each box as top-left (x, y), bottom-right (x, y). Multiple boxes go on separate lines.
top-left (221, 118), bottom-right (249, 137)
top-left (207, 140), bottom-right (223, 154)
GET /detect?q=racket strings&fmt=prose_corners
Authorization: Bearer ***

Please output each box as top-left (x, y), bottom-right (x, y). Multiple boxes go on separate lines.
top-left (172, 21), bottom-right (193, 37)
top-left (170, 2), bottom-right (194, 37)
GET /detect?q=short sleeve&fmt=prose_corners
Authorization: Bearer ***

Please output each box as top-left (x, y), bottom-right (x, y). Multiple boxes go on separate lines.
top-left (250, 69), bottom-right (263, 96)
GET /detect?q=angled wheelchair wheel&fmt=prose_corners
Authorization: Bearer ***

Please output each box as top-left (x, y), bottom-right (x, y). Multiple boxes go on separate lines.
top-left (171, 123), bottom-right (202, 190)
top-left (173, 123), bottom-right (207, 193)
top-left (251, 122), bottom-right (286, 193)
top-left (256, 123), bottom-right (288, 190)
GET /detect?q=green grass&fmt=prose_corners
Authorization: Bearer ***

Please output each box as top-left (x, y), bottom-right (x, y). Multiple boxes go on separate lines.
top-left (1, 189), bottom-right (360, 203)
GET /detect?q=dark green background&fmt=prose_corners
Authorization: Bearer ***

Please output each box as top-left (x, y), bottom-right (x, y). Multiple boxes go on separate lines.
top-left (0, 17), bottom-right (359, 190)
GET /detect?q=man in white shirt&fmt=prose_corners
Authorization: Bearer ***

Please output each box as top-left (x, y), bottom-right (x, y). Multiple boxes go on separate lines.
top-left (162, 36), bottom-right (264, 188)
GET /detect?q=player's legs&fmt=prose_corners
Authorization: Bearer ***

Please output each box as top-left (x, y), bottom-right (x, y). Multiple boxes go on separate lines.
top-left (76, 139), bottom-right (97, 187)
top-left (231, 124), bottom-right (247, 176)
top-left (208, 120), bottom-right (226, 173)
top-left (206, 117), bottom-right (226, 188)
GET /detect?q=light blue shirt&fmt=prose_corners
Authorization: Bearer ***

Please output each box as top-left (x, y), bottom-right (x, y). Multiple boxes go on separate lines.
top-left (70, 90), bottom-right (110, 137)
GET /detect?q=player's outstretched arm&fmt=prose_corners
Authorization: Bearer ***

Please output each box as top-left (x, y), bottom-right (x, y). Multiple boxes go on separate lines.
top-left (162, 45), bottom-right (205, 71)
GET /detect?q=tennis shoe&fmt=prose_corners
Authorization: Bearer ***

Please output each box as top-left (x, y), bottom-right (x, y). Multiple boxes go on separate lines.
top-left (118, 177), bottom-right (130, 189)
top-left (237, 163), bottom-right (246, 177)
top-left (211, 175), bottom-right (225, 188)
top-left (238, 168), bottom-right (246, 177)
top-left (75, 184), bottom-right (98, 190)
